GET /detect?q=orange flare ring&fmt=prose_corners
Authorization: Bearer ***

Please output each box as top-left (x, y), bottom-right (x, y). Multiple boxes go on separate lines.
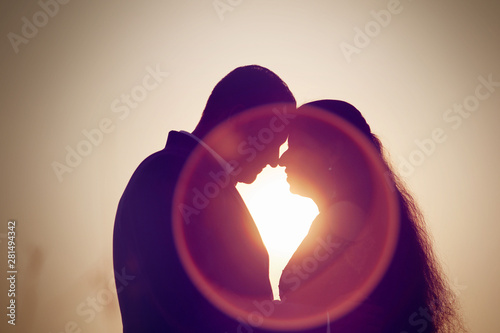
top-left (172, 104), bottom-right (400, 331)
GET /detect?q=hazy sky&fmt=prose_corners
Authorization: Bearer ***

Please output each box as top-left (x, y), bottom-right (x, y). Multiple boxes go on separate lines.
top-left (1, 0), bottom-right (499, 332)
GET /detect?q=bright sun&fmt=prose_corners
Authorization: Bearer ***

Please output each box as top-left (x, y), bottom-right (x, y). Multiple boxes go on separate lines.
top-left (236, 146), bottom-right (319, 299)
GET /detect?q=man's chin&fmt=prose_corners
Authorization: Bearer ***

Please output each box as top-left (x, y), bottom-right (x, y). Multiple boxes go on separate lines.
top-left (238, 174), bottom-right (258, 185)
top-left (235, 166), bottom-right (267, 184)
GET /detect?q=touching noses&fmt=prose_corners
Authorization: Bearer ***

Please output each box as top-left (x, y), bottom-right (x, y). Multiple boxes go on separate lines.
top-left (278, 150), bottom-right (289, 167)
top-left (268, 146), bottom-right (285, 168)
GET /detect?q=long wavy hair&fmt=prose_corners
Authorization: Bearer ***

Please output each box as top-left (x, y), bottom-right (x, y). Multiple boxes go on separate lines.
top-left (298, 100), bottom-right (466, 333)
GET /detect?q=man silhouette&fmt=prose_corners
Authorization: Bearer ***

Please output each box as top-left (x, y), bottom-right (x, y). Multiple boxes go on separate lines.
top-left (113, 65), bottom-right (296, 332)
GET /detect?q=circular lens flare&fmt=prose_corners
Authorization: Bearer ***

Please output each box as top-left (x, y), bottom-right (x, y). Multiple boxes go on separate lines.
top-left (172, 104), bottom-right (400, 331)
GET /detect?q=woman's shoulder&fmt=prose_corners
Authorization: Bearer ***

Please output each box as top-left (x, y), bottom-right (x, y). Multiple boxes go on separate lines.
top-left (323, 200), bottom-right (366, 241)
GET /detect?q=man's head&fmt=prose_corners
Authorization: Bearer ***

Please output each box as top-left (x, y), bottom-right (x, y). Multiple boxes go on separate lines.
top-left (195, 65), bottom-right (296, 135)
top-left (194, 65), bottom-right (296, 183)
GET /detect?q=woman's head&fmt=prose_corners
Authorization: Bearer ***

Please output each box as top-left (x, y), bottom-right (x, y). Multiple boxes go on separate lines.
top-left (279, 100), bottom-right (381, 209)
top-left (279, 99), bottom-right (466, 332)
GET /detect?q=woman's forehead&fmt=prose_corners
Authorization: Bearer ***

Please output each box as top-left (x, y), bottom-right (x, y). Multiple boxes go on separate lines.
top-left (288, 128), bottom-right (324, 148)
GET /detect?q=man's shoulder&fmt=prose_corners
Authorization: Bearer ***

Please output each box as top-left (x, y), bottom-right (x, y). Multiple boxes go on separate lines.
top-left (118, 132), bottom-right (195, 204)
top-left (137, 147), bottom-right (184, 175)
top-left (130, 131), bottom-right (195, 180)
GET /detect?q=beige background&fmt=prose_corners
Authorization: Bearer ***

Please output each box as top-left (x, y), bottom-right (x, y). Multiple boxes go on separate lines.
top-left (1, 0), bottom-right (499, 332)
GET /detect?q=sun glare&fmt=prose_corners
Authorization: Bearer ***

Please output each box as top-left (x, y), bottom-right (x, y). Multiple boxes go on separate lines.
top-left (237, 144), bottom-right (319, 298)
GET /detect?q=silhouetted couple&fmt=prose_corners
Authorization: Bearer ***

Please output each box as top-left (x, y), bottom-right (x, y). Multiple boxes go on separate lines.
top-left (113, 65), bottom-right (464, 332)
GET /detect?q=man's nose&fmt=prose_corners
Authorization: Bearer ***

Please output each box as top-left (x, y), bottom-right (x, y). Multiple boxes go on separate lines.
top-left (268, 154), bottom-right (279, 168)
top-left (278, 150), bottom-right (288, 167)
top-left (267, 147), bottom-right (282, 168)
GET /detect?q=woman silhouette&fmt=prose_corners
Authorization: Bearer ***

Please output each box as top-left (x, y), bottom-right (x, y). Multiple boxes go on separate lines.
top-left (277, 100), bottom-right (465, 333)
